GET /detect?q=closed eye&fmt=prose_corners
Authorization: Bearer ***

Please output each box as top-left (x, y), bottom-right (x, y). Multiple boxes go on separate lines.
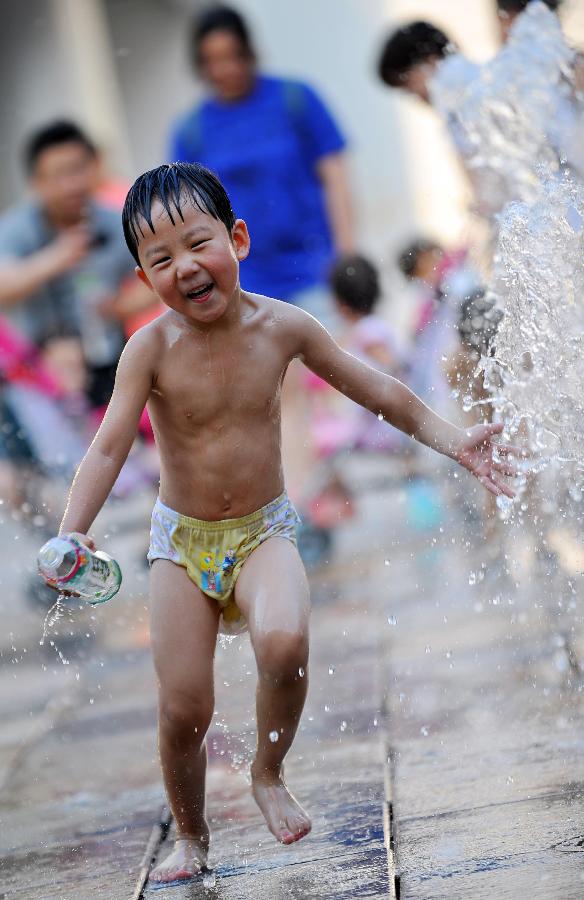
top-left (191, 239), bottom-right (210, 250)
top-left (152, 256), bottom-right (171, 267)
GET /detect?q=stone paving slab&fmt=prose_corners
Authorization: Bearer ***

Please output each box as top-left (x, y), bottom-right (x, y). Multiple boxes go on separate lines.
top-left (144, 569), bottom-right (391, 898)
top-left (383, 514), bottom-right (584, 900)
top-left (0, 488), bottom-right (395, 899)
top-left (11, 468), bottom-right (584, 898)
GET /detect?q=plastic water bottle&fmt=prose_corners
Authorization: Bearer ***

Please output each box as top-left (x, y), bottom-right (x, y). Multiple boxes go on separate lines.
top-left (37, 535), bottom-right (122, 605)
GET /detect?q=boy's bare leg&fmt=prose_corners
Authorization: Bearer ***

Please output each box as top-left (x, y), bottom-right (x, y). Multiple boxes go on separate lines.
top-left (235, 537), bottom-right (311, 844)
top-left (149, 560), bottom-right (220, 883)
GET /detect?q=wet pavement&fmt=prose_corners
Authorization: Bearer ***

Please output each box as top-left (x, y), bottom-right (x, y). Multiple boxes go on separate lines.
top-left (1, 459), bottom-right (584, 898)
top-left (381, 480), bottom-right (584, 899)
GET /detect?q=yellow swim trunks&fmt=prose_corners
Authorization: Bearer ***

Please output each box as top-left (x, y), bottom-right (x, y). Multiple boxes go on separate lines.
top-left (147, 491), bottom-right (301, 635)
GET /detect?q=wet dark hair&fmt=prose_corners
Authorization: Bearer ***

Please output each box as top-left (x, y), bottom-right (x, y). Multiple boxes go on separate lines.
top-left (25, 120), bottom-right (97, 173)
top-left (378, 22), bottom-right (451, 88)
top-left (398, 239), bottom-right (441, 280)
top-left (122, 162), bottom-right (236, 266)
top-left (497, 0), bottom-right (562, 12)
top-left (330, 255), bottom-right (380, 315)
top-left (191, 5), bottom-right (255, 67)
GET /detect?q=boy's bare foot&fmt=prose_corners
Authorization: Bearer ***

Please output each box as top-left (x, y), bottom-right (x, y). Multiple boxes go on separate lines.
top-left (251, 766), bottom-right (311, 844)
top-left (149, 831), bottom-right (209, 885)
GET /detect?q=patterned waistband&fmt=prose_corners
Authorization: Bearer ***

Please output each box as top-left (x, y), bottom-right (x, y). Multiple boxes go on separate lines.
top-left (152, 490), bottom-right (291, 533)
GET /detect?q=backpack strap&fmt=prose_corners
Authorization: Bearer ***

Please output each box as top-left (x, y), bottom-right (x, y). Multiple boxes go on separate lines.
top-left (178, 108), bottom-right (203, 160)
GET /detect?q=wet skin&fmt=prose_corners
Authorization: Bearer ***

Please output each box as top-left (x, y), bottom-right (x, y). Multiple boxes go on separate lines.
top-left (61, 198), bottom-right (518, 883)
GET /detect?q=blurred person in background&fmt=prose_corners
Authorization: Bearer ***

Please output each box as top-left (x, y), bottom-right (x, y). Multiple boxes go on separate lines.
top-left (398, 239), bottom-right (488, 414)
top-left (496, 0), bottom-right (563, 41)
top-left (328, 254), bottom-right (407, 451)
top-left (0, 121), bottom-right (156, 516)
top-left (303, 255), bottom-right (407, 530)
top-left (377, 23), bottom-right (485, 213)
top-left (377, 3), bottom-right (581, 228)
top-left (169, 4), bottom-right (354, 326)
top-left (0, 121), bottom-right (152, 415)
top-left (170, 5), bottom-right (355, 503)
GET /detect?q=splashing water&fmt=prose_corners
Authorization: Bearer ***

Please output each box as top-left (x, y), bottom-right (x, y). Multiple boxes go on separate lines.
top-left (39, 594), bottom-right (70, 666)
top-left (430, 3), bottom-right (577, 226)
top-left (431, 2), bottom-right (584, 476)
top-left (484, 172), bottom-right (584, 472)
top-left (430, 3), bottom-right (584, 678)
top-left (40, 595), bottom-right (65, 647)
top-left (218, 633), bottom-right (237, 650)
top-left (202, 871), bottom-right (217, 889)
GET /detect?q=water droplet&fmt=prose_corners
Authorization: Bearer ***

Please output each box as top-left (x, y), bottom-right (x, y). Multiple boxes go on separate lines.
top-left (384, 558), bottom-right (390, 566)
top-left (420, 726), bottom-right (429, 737)
top-left (203, 871), bottom-right (217, 889)
top-left (298, 667), bottom-right (305, 677)
top-left (269, 730), bottom-right (279, 743)
top-left (328, 665), bottom-right (335, 675)
top-left (425, 645), bottom-right (432, 654)
top-left (387, 615), bottom-right (397, 626)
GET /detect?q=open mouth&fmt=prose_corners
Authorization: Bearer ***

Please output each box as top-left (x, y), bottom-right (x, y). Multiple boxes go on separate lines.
top-left (186, 282), bottom-right (214, 303)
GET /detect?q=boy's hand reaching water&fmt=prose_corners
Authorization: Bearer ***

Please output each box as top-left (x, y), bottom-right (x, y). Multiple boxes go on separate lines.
top-left (451, 422), bottom-right (518, 498)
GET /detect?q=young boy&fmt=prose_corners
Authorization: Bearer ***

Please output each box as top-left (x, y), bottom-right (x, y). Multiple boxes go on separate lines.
top-left (59, 162), bottom-right (516, 884)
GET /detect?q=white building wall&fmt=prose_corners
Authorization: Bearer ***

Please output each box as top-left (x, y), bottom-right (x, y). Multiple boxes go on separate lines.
top-left (0, 1), bottom-right (75, 206)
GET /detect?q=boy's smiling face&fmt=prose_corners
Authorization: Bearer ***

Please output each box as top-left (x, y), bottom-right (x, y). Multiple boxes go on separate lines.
top-left (135, 198), bottom-right (250, 325)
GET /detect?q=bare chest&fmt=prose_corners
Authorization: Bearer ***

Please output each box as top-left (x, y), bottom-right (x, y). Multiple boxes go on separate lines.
top-left (151, 342), bottom-right (285, 426)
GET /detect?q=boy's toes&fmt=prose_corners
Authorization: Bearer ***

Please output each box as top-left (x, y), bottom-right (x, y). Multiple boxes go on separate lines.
top-left (149, 841), bottom-right (206, 884)
top-left (151, 864), bottom-right (200, 884)
top-left (281, 814), bottom-right (311, 844)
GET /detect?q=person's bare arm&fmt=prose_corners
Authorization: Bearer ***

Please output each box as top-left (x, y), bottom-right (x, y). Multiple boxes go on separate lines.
top-left (59, 327), bottom-right (158, 537)
top-left (294, 312), bottom-right (517, 496)
top-left (316, 152), bottom-right (355, 255)
top-left (0, 227), bottom-right (90, 308)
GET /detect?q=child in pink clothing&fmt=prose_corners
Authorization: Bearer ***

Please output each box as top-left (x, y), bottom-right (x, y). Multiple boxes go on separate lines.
top-left (331, 255), bottom-right (407, 451)
top-left (305, 255), bottom-right (407, 525)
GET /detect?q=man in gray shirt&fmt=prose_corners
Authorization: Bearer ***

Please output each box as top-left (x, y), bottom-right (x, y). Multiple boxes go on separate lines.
top-left (0, 121), bottom-right (137, 407)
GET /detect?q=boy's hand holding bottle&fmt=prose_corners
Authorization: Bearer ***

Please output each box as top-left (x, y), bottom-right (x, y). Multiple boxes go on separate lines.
top-left (37, 533), bottom-right (122, 604)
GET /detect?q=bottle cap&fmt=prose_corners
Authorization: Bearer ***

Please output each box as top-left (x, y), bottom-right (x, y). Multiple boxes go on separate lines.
top-left (38, 537), bottom-right (74, 571)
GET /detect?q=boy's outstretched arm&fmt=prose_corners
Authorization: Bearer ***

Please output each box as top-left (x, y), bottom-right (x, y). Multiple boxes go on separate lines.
top-left (295, 314), bottom-right (517, 497)
top-left (59, 328), bottom-right (158, 539)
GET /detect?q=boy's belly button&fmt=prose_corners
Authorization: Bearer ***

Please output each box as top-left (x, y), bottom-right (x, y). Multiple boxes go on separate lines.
top-left (222, 493), bottom-right (233, 513)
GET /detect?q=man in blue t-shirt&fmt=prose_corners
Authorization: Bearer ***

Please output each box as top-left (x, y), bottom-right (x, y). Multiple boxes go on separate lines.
top-left (169, 5), bottom-right (354, 324)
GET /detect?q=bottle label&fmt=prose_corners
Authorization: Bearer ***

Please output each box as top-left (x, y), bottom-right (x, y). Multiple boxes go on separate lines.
top-left (90, 554), bottom-right (111, 582)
